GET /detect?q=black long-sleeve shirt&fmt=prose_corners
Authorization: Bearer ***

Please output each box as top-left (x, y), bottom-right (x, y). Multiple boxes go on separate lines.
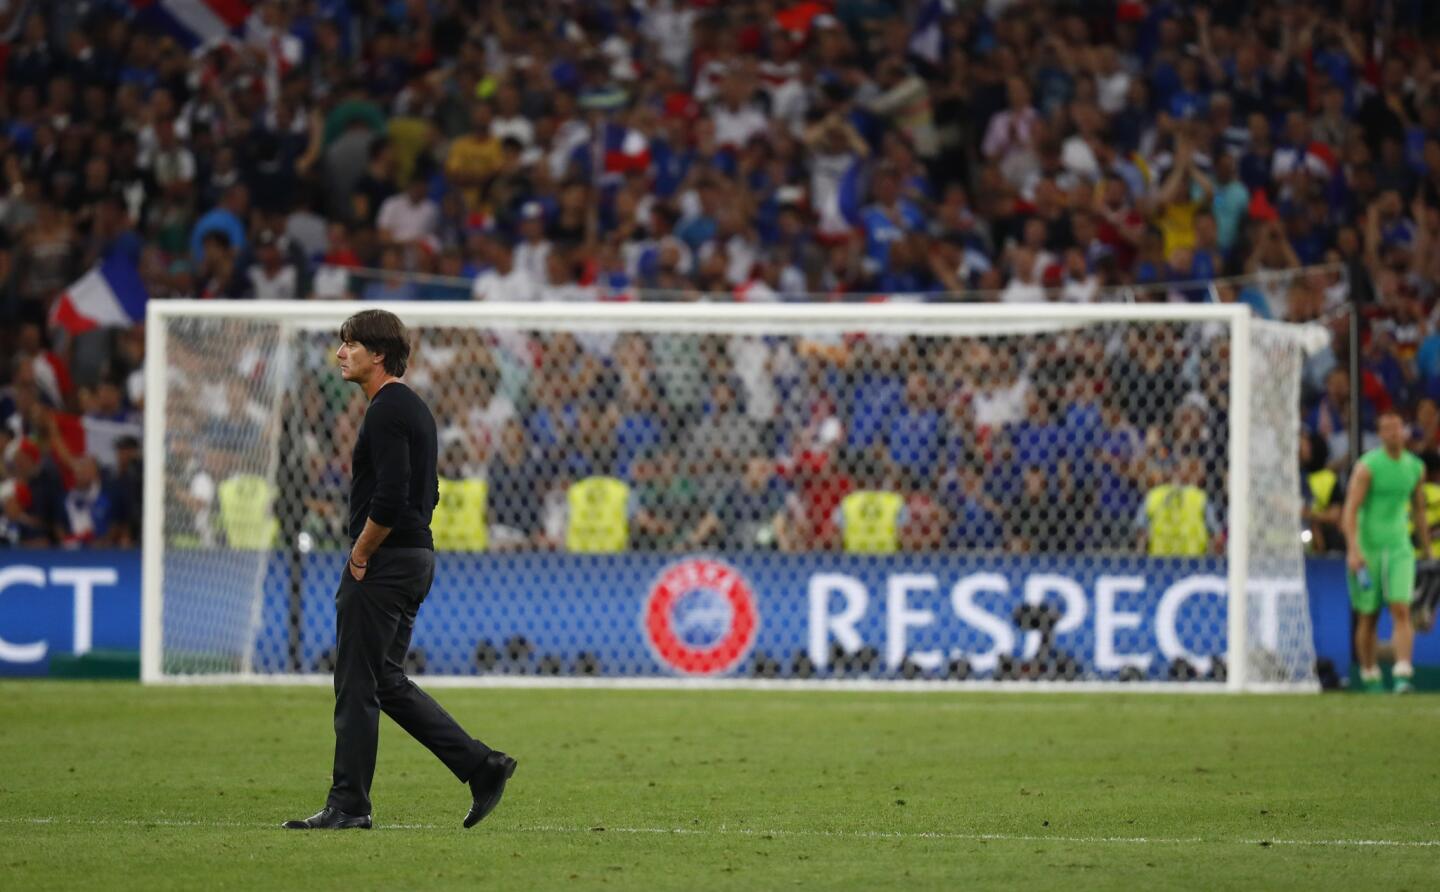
top-left (348, 382), bottom-right (437, 550)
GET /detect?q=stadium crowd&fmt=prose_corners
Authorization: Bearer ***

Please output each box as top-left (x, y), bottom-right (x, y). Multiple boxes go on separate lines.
top-left (5, 0), bottom-right (1440, 554)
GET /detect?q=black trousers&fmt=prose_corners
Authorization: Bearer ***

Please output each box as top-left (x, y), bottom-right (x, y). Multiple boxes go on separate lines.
top-left (327, 547), bottom-right (490, 815)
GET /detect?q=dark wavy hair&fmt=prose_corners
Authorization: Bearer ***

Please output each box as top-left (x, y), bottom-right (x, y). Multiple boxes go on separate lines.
top-left (339, 309), bottom-right (410, 377)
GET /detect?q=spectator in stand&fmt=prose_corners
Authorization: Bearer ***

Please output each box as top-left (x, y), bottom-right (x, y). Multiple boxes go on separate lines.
top-left (983, 77), bottom-right (1042, 189)
top-left (1312, 367), bottom-right (1376, 468)
top-left (686, 375), bottom-right (761, 490)
top-left (376, 162), bottom-right (439, 248)
top-left (446, 100), bottom-right (502, 214)
top-left (54, 455), bottom-right (117, 547)
top-left (109, 435), bottom-right (143, 548)
top-left (471, 239), bottom-right (538, 303)
top-left (1412, 398), bottom-right (1440, 453)
top-left (1, 437), bottom-right (61, 546)
top-left (1008, 464), bottom-right (1059, 555)
top-left (487, 419), bottom-right (544, 552)
top-left (190, 183), bottom-right (249, 269)
top-left (886, 369), bottom-right (944, 482)
top-left (780, 417), bottom-right (853, 553)
top-left (359, 246), bottom-right (420, 302)
top-left (693, 453), bottom-right (792, 552)
top-left (196, 231), bottom-right (245, 299)
top-left (861, 164), bottom-right (926, 277)
top-left (246, 229), bottom-right (302, 300)
top-left (939, 457), bottom-right (1003, 552)
top-left (630, 443), bottom-right (706, 553)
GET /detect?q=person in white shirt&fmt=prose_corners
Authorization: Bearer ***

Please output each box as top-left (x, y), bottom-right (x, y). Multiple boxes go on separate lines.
top-left (247, 229), bottom-right (300, 299)
top-left (547, 91), bottom-right (591, 182)
top-left (641, 0), bottom-right (697, 73)
top-left (1061, 103), bottom-right (1104, 182)
top-left (982, 78), bottom-right (1042, 187)
top-left (245, 0), bottom-right (304, 72)
top-left (1059, 248), bottom-right (1100, 303)
top-left (512, 202), bottom-right (553, 287)
top-left (472, 241), bottom-right (538, 302)
top-left (711, 71), bottom-right (768, 150)
top-left (1094, 45), bottom-right (1132, 116)
top-left (999, 246), bottom-right (1046, 303)
top-left (147, 117), bottom-right (197, 193)
top-left (803, 111), bottom-right (871, 239)
top-left (490, 83), bottom-right (535, 148)
top-left (376, 174), bottom-right (439, 246)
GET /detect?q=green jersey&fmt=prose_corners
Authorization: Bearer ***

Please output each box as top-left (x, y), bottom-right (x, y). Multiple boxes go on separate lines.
top-left (1357, 448), bottom-right (1423, 548)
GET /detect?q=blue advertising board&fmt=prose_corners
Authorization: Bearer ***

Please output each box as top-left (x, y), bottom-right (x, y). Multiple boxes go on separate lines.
top-left (233, 553), bottom-right (1243, 679)
top-left (0, 551), bottom-right (141, 677)
top-left (0, 549), bottom-right (1431, 679)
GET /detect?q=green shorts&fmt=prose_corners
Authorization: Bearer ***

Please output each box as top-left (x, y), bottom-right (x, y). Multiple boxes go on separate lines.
top-left (1348, 543), bottom-right (1416, 614)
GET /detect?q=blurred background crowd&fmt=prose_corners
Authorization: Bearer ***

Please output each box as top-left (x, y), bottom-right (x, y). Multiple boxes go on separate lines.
top-left (5, 0), bottom-right (1440, 553)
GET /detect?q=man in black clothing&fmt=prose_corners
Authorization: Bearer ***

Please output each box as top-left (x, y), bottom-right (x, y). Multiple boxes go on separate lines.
top-left (284, 309), bottom-right (516, 831)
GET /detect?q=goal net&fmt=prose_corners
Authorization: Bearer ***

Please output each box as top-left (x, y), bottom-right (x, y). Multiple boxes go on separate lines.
top-left (142, 295), bottom-right (1321, 690)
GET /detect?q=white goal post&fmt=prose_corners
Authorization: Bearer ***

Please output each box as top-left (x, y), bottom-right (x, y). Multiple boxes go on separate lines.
top-left (142, 298), bottom-right (1321, 692)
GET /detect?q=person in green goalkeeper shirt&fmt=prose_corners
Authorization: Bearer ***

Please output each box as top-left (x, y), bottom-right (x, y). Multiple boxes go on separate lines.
top-left (1341, 411), bottom-right (1430, 693)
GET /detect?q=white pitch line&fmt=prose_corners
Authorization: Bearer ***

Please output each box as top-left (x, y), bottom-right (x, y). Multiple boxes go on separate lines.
top-left (3, 816), bottom-right (1437, 848)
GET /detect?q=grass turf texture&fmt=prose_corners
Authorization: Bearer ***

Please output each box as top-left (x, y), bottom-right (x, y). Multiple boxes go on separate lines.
top-left (2, 684), bottom-right (1437, 890)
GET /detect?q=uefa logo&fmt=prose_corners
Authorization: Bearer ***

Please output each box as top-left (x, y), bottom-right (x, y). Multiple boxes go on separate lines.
top-left (642, 558), bottom-right (759, 675)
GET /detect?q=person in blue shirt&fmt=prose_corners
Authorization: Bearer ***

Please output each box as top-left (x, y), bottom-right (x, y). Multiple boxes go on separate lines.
top-left (675, 176), bottom-right (721, 252)
top-left (941, 459), bottom-right (1003, 552)
top-left (1238, 113), bottom-right (1274, 195)
top-left (1008, 389), bottom-right (1069, 478)
top-left (886, 371), bottom-right (944, 480)
top-left (1210, 153), bottom-right (1249, 257)
top-left (1168, 57), bottom-right (1208, 120)
top-left (845, 342), bottom-right (905, 454)
top-left (1191, 213), bottom-right (1223, 278)
top-left (1415, 324), bottom-right (1440, 400)
top-left (190, 183), bottom-right (249, 267)
top-left (860, 165), bottom-right (926, 274)
top-left (1089, 398), bottom-right (1145, 549)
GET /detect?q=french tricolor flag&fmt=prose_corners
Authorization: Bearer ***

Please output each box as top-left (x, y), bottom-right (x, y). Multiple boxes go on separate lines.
top-left (603, 127), bottom-right (653, 176)
top-left (131, 0), bottom-right (252, 50)
top-left (50, 257), bottom-right (149, 336)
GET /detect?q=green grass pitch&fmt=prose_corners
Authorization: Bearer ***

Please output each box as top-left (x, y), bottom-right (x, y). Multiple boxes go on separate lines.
top-left (2, 683), bottom-right (1437, 890)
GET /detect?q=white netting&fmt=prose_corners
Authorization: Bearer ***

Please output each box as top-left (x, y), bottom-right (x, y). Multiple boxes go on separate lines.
top-left (146, 296), bottom-right (1319, 689)
top-left (1241, 320), bottom-right (1321, 687)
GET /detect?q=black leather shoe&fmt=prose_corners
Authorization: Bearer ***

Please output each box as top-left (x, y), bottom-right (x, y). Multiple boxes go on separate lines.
top-left (464, 751), bottom-right (518, 828)
top-left (282, 806), bottom-right (372, 830)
